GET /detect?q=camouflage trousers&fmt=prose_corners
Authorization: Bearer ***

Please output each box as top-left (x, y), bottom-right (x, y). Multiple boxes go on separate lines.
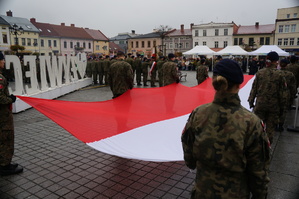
top-left (254, 109), bottom-right (279, 144)
top-left (0, 129), bottom-right (14, 166)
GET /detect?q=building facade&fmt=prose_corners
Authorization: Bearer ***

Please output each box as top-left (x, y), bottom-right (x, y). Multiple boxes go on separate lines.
top-left (275, 6), bottom-right (299, 54)
top-left (109, 31), bottom-right (137, 54)
top-left (233, 23), bottom-right (275, 51)
top-left (84, 28), bottom-right (109, 56)
top-left (192, 22), bottom-right (238, 50)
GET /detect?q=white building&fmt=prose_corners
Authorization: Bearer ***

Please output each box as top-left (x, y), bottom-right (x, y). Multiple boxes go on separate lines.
top-left (192, 22), bottom-right (238, 50)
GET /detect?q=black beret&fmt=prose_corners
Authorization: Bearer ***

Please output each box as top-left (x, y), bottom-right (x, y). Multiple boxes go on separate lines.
top-left (0, 51), bottom-right (4, 60)
top-left (267, 51), bottom-right (279, 61)
top-left (213, 59), bottom-right (244, 84)
top-left (168, 53), bottom-right (175, 59)
top-left (280, 59), bottom-right (289, 65)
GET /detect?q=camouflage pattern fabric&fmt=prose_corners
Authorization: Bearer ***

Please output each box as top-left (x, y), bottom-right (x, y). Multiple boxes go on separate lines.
top-left (182, 92), bottom-right (270, 199)
top-left (157, 60), bottom-right (166, 87)
top-left (107, 60), bottom-right (133, 98)
top-left (133, 57), bottom-right (142, 85)
top-left (248, 64), bottom-right (287, 143)
top-left (141, 61), bottom-right (150, 85)
top-left (0, 72), bottom-right (14, 166)
top-left (98, 59), bottom-right (104, 85)
top-left (196, 64), bottom-right (209, 84)
top-left (161, 61), bottom-right (179, 86)
top-left (103, 58), bottom-right (111, 85)
top-left (286, 63), bottom-right (299, 88)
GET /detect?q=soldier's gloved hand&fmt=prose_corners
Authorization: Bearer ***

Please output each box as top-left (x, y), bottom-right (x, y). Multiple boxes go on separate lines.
top-left (176, 79), bottom-right (180, 83)
top-left (9, 94), bottom-right (16, 103)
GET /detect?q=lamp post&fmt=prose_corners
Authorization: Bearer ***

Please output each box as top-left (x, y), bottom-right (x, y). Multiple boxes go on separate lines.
top-left (9, 24), bottom-right (24, 55)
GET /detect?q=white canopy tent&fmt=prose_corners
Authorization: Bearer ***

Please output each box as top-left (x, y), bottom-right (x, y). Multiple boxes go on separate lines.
top-left (183, 45), bottom-right (215, 55)
top-left (214, 46), bottom-right (249, 56)
top-left (249, 45), bottom-right (289, 56)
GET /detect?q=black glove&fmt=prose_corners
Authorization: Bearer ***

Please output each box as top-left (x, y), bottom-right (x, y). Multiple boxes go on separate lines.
top-left (176, 79), bottom-right (180, 83)
top-left (9, 94), bottom-right (16, 103)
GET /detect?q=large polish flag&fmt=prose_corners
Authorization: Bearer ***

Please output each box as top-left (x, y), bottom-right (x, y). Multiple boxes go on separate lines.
top-left (18, 75), bottom-right (254, 162)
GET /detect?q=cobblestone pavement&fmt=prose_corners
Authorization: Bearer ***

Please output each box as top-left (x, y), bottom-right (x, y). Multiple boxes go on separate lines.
top-left (0, 71), bottom-right (298, 199)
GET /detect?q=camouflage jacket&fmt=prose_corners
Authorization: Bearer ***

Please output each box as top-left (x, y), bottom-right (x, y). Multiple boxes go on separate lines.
top-left (133, 58), bottom-right (142, 72)
top-left (161, 61), bottom-right (179, 86)
top-left (248, 64), bottom-right (287, 112)
top-left (286, 63), bottom-right (299, 88)
top-left (280, 68), bottom-right (297, 107)
top-left (107, 60), bottom-right (133, 98)
top-left (196, 64), bottom-right (209, 84)
top-left (0, 72), bottom-right (14, 130)
top-left (182, 92), bottom-right (270, 199)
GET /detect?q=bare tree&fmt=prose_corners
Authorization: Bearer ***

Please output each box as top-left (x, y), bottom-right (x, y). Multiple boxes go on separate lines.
top-left (155, 25), bottom-right (172, 56)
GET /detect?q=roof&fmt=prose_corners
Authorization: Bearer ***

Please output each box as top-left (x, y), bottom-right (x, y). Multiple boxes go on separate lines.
top-left (0, 15), bottom-right (39, 32)
top-left (166, 29), bottom-right (192, 36)
top-left (109, 42), bottom-right (124, 52)
top-left (130, 32), bottom-right (161, 39)
top-left (84, 28), bottom-right (109, 41)
top-left (50, 23), bottom-right (93, 40)
top-left (236, 24), bottom-right (275, 35)
top-left (30, 20), bottom-right (60, 37)
top-left (110, 34), bottom-right (132, 41)
top-left (0, 17), bottom-right (10, 26)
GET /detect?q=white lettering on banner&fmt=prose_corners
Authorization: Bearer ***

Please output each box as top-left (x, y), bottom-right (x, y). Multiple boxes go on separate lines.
top-left (5, 53), bottom-right (87, 95)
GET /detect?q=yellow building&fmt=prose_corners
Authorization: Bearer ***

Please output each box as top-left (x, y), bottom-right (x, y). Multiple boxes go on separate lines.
top-left (84, 28), bottom-right (109, 56)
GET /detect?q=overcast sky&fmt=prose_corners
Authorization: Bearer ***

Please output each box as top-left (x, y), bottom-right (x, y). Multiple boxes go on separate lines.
top-left (0, 0), bottom-right (298, 38)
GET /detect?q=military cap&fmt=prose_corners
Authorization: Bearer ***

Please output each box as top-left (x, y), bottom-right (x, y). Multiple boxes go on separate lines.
top-left (213, 59), bottom-right (244, 84)
top-left (267, 51), bottom-right (279, 61)
top-left (168, 53), bottom-right (175, 59)
top-left (0, 51), bottom-right (4, 60)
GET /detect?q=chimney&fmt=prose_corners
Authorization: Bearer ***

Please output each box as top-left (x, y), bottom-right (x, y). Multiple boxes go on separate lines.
top-left (61, 23), bottom-right (65, 26)
top-left (6, 10), bottom-right (12, 17)
top-left (132, 30), bottom-right (135, 34)
top-left (190, 23), bottom-right (194, 30)
top-left (30, 18), bottom-right (36, 23)
top-left (180, 24), bottom-right (184, 32)
top-left (71, 24), bottom-right (75, 27)
top-left (255, 22), bottom-right (259, 27)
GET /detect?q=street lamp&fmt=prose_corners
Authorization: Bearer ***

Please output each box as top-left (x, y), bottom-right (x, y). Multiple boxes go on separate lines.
top-left (9, 24), bottom-right (24, 45)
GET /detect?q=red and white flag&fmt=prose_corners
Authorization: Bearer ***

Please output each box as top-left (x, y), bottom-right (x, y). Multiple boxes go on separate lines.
top-left (18, 75), bottom-right (254, 162)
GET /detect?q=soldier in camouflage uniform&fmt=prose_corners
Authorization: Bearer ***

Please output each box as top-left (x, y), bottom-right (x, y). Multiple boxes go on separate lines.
top-left (182, 59), bottom-right (270, 199)
top-left (0, 52), bottom-right (23, 175)
top-left (141, 57), bottom-right (150, 86)
top-left (286, 55), bottom-right (299, 89)
top-left (91, 58), bottom-right (99, 84)
top-left (107, 52), bottom-right (133, 99)
top-left (248, 51), bottom-right (287, 144)
top-left (133, 54), bottom-right (142, 86)
top-left (196, 59), bottom-right (209, 84)
top-left (156, 56), bottom-right (166, 87)
top-left (161, 53), bottom-right (179, 86)
top-left (278, 59), bottom-right (297, 131)
top-left (103, 55), bottom-right (110, 85)
top-left (97, 56), bottom-right (105, 85)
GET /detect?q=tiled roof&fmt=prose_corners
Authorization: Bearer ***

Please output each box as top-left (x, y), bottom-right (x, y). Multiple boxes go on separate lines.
top-left (0, 17), bottom-right (10, 26)
top-left (109, 41), bottom-right (124, 52)
top-left (84, 28), bottom-right (109, 41)
top-left (130, 32), bottom-right (161, 39)
top-left (166, 29), bottom-right (192, 36)
top-left (236, 24), bottom-right (275, 35)
top-left (50, 23), bottom-right (93, 40)
top-left (30, 20), bottom-right (60, 37)
top-left (0, 15), bottom-right (39, 32)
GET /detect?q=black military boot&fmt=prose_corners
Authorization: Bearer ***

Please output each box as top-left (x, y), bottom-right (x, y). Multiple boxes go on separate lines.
top-left (0, 163), bottom-right (23, 176)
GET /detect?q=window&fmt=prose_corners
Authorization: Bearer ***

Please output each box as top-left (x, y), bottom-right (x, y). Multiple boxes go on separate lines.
top-left (278, 38), bottom-right (282, 45)
top-left (53, 40), bottom-right (57, 47)
top-left (279, 25), bottom-right (283, 33)
top-left (22, 38), bottom-right (26, 46)
top-left (164, 43), bottom-right (168, 49)
top-left (169, 43), bottom-right (173, 48)
top-left (41, 39), bottom-right (44, 47)
top-left (215, 41), bottom-right (219, 48)
top-left (96, 45), bottom-right (99, 50)
top-left (147, 41), bottom-right (151, 48)
top-left (224, 29), bottom-right (228, 36)
top-left (70, 42), bottom-right (73, 49)
top-left (223, 41), bottom-right (228, 47)
top-left (175, 43), bottom-right (178, 48)
top-left (83, 42), bottom-right (86, 48)
top-left (194, 42), bottom-right (198, 46)
top-left (88, 42), bottom-right (91, 49)
top-left (131, 42), bottom-right (133, 48)
top-left (48, 40), bottom-right (51, 47)
top-left (284, 38), bottom-right (288, 45)
top-left (119, 41), bottom-right (124, 44)
top-left (239, 38), bottom-right (243, 45)
top-left (186, 42), bottom-right (189, 48)
top-left (27, 38), bottom-right (31, 46)
top-left (234, 38), bottom-right (238, 45)
top-left (291, 24), bottom-right (296, 32)
top-left (290, 38), bottom-right (295, 45)
top-left (2, 34), bottom-right (7, 43)
top-left (287, 14), bottom-right (290, 18)
top-left (153, 40), bottom-right (156, 47)
top-left (265, 37), bottom-right (270, 45)
top-left (136, 41), bottom-right (139, 48)
top-left (294, 13), bottom-right (298, 18)
top-left (249, 38), bottom-right (254, 46)
top-left (64, 41), bottom-right (67, 48)
top-left (297, 38), bottom-right (299, 45)
top-left (76, 42), bottom-right (80, 47)
top-left (203, 41), bottom-right (206, 46)
top-left (203, 30), bottom-right (207, 36)
top-left (285, 25), bottom-right (290, 33)
top-left (14, 38), bottom-right (18, 45)
top-left (215, 29), bottom-right (219, 36)
top-left (195, 30), bottom-right (198, 36)
top-left (260, 37), bottom-right (264, 45)
top-left (141, 41), bottom-right (144, 48)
